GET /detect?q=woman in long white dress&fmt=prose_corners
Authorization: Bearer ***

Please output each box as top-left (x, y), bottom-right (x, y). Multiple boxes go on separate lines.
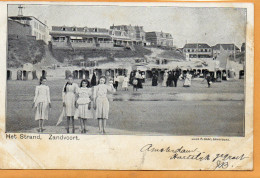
top-left (75, 79), bottom-right (93, 133)
top-left (162, 71), bottom-right (168, 87)
top-left (32, 77), bottom-right (51, 132)
top-left (62, 75), bottom-right (78, 133)
top-left (122, 75), bottom-right (129, 91)
top-left (183, 71), bottom-right (192, 87)
top-left (93, 76), bottom-right (116, 134)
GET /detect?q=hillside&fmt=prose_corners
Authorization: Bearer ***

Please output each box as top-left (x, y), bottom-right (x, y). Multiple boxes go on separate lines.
top-left (8, 37), bottom-right (46, 68)
top-left (34, 45), bottom-right (61, 67)
top-left (158, 49), bottom-right (185, 60)
top-left (51, 45), bottom-right (152, 63)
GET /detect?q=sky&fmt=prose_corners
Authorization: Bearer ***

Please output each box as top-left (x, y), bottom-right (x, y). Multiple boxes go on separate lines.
top-left (8, 4), bottom-right (247, 48)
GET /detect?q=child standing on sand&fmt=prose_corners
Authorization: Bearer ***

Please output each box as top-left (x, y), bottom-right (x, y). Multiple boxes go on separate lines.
top-left (93, 76), bottom-right (116, 134)
top-left (32, 77), bottom-right (51, 132)
top-left (75, 79), bottom-right (93, 133)
top-left (62, 75), bottom-right (78, 133)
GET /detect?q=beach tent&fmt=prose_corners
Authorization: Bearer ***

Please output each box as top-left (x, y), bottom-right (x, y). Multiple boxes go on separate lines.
top-left (22, 63), bottom-right (34, 80)
top-left (32, 70), bottom-right (38, 80)
top-left (17, 70), bottom-right (22, 80)
top-left (23, 63), bottom-right (34, 72)
top-left (73, 70), bottom-right (79, 79)
top-left (7, 70), bottom-right (12, 80)
top-left (22, 70), bottom-right (28, 80)
top-left (7, 69), bottom-right (19, 80)
top-left (65, 70), bottom-right (72, 79)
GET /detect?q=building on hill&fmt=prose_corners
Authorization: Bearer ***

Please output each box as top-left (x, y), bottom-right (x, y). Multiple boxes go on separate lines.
top-left (182, 43), bottom-right (212, 60)
top-left (109, 29), bottom-right (133, 47)
top-left (145, 31), bottom-right (173, 47)
top-left (110, 25), bottom-right (136, 40)
top-left (8, 19), bottom-right (34, 40)
top-left (8, 16), bottom-right (49, 43)
top-left (134, 26), bottom-right (146, 45)
top-left (110, 25), bottom-right (147, 46)
top-left (212, 44), bottom-right (240, 58)
top-left (50, 26), bottom-right (114, 49)
top-left (50, 25), bottom-right (147, 49)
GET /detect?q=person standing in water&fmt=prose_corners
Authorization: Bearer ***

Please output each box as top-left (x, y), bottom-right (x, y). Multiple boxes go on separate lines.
top-left (32, 77), bottom-right (51, 132)
top-left (93, 76), bottom-right (116, 134)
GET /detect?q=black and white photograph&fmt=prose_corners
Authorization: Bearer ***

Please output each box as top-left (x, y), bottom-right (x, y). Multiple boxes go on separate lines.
top-left (6, 4), bottom-right (247, 136)
top-left (0, 2), bottom-right (254, 170)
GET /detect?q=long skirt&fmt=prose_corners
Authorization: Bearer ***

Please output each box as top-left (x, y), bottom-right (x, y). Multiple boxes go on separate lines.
top-left (122, 81), bottom-right (128, 88)
top-left (183, 78), bottom-right (191, 87)
top-left (64, 92), bottom-right (76, 117)
top-left (162, 78), bottom-right (167, 87)
top-left (96, 96), bottom-right (109, 119)
top-left (167, 79), bottom-right (173, 87)
top-left (137, 79), bottom-right (143, 88)
top-left (35, 102), bottom-right (49, 120)
top-left (152, 79), bottom-right (158, 86)
top-left (74, 103), bottom-right (93, 119)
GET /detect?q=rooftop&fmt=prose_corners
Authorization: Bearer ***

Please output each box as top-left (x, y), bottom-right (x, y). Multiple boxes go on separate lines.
top-left (212, 44), bottom-right (240, 50)
top-left (8, 16), bottom-right (47, 26)
top-left (183, 43), bottom-right (211, 49)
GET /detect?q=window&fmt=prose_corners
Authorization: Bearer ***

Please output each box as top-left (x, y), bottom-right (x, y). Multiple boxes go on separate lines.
top-left (60, 37), bottom-right (65, 42)
top-left (72, 28), bottom-right (76, 31)
top-left (187, 49), bottom-right (190, 52)
top-left (53, 37), bottom-right (59, 42)
top-left (62, 27), bottom-right (66, 31)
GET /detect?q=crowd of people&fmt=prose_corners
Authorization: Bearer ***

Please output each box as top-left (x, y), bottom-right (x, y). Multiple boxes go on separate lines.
top-left (32, 68), bottom-right (216, 134)
top-left (112, 68), bottom-right (211, 90)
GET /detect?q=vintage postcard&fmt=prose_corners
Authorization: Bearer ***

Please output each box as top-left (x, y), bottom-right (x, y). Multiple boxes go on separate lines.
top-left (0, 2), bottom-right (254, 170)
